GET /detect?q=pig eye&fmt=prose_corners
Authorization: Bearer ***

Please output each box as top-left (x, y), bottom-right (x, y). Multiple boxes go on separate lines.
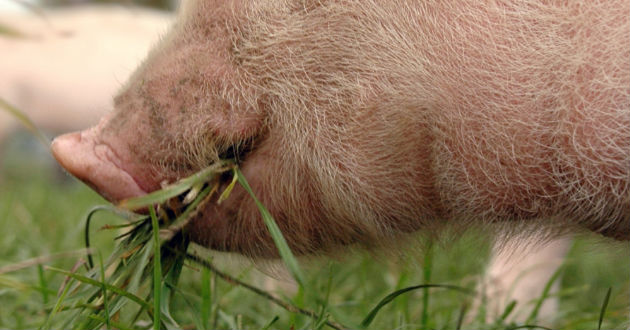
top-left (219, 138), bottom-right (256, 164)
top-left (219, 145), bottom-right (238, 160)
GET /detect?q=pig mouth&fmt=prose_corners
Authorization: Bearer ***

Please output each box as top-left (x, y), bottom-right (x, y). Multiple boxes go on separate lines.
top-left (52, 124), bottom-right (262, 218)
top-left (53, 129), bottom-right (269, 254)
top-left (52, 128), bottom-right (258, 199)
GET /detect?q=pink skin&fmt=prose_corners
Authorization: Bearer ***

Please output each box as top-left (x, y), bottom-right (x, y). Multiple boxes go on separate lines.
top-left (52, 112), bottom-right (165, 200)
top-left (52, 0), bottom-right (630, 257)
top-left (51, 130), bottom-right (147, 202)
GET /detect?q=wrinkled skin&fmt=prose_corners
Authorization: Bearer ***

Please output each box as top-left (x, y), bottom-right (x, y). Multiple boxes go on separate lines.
top-left (52, 0), bottom-right (630, 258)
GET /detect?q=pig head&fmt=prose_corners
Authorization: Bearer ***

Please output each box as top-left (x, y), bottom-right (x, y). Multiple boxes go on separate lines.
top-left (52, 0), bottom-right (630, 257)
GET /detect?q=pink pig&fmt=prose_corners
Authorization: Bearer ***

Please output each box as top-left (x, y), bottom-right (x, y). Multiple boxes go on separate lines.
top-left (52, 0), bottom-right (629, 258)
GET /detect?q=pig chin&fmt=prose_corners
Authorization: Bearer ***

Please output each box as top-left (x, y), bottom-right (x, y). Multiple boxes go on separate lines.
top-left (52, 129), bottom-right (149, 203)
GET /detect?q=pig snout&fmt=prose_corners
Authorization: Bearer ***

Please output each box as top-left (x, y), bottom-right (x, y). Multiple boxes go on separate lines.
top-left (52, 130), bottom-right (147, 202)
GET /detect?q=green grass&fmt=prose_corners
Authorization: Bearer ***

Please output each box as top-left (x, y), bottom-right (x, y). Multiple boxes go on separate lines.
top-left (0, 135), bottom-right (628, 329)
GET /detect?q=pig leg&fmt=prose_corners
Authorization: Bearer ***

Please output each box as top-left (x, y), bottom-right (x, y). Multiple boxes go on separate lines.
top-left (480, 236), bottom-right (572, 324)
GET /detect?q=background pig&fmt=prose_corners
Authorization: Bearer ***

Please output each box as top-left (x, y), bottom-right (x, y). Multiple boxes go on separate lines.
top-left (52, 0), bottom-right (629, 261)
top-left (0, 5), bottom-right (172, 150)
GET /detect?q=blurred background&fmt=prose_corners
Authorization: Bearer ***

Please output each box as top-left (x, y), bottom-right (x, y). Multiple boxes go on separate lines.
top-left (0, 0), bottom-right (177, 12)
top-left (0, 1), bottom-right (628, 329)
top-left (0, 0), bottom-right (175, 164)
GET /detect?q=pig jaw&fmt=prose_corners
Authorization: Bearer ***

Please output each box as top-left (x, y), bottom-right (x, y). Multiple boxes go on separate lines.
top-left (52, 129), bottom-right (148, 202)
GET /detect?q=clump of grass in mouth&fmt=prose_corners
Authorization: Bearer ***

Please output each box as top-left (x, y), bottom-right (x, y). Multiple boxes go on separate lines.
top-left (43, 160), bottom-right (233, 330)
top-left (41, 159), bottom-right (325, 330)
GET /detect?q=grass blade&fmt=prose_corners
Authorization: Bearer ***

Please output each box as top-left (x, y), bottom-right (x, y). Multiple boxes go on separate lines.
top-left (0, 97), bottom-right (49, 148)
top-left (159, 184), bottom-right (216, 242)
top-left (262, 316), bottom-right (279, 330)
top-left (158, 243), bottom-right (187, 330)
top-left (421, 244), bottom-right (433, 329)
top-left (525, 267), bottom-right (563, 323)
top-left (506, 326), bottom-right (553, 330)
top-left (498, 300), bottom-right (517, 324)
top-left (217, 171), bottom-right (238, 204)
top-left (41, 274), bottom-right (73, 330)
top-left (45, 266), bottom-right (152, 311)
top-left (85, 205), bottom-right (146, 269)
top-left (37, 264), bottom-right (49, 304)
top-left (201, 268), bottom-right (212, 330)
top-left (150, 207), bottom-right (162, 330)
top-left (234, 167), bottom-right (305, 287)
top-left (455, 303), bottom-right (467, 330)
top-left (313, 270), bottom-right (334, 330)
top-left (598, 287), bottom-right (612, 330)
top-left (0, 275), bottom-right (55, 296)
top-left (118, 160), bottom-right (232, 210)
top-left (0, 250), bottom-right (89, 275)
top-left (97, 253), bottom-right (111, 330)
top-left (360, 284), bottom-right (473, 328)
top-left (86, 315), bottom-right (139, 330)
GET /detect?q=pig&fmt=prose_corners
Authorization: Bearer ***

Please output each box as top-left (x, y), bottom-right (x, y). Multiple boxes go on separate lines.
top-left (479, 236), bottom-right (572, 323)
top-left (52, 0), bottom-right (629, 263)
top-left (0, 5), bottom-right (172, 147)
